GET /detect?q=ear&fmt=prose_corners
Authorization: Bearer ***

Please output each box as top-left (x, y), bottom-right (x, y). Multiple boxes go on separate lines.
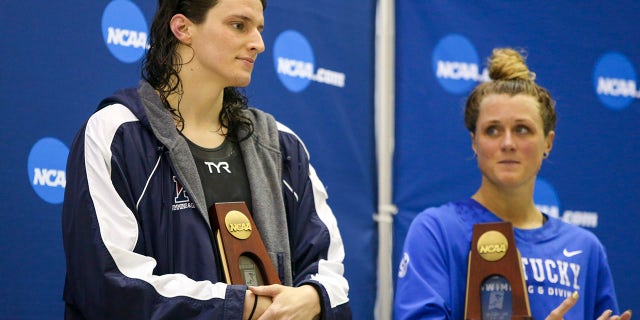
top-left (545, 130), bottom-right (555, 155)
top-left (169, 14), bottom-right (193, 44)
top-left (470, 132), bottom-right (478, 155)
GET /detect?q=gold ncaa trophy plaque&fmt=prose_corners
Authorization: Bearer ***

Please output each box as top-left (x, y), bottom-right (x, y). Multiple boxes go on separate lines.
top-left (464, 222), bottom-right (532, 320)
top-left (208, 202), bottom-right (281, 286)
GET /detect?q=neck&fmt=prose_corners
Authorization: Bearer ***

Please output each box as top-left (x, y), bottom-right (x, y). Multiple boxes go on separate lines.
top-left (170, 89), bottom-right (223, 123)
top-left (472, 184), bottom-right (544, 229)
top-left (169, 50), bottom-right (228, 127)
top-left (167, 75), bottom-right (227, 148)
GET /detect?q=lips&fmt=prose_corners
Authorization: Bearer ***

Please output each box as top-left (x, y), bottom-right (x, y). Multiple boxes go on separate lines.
top-left (238, 57), bottom-right (255, 64)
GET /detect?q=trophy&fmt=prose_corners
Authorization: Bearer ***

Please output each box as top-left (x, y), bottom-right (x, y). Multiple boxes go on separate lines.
top-left (208, 202), bottom-right (281, 286)
top-left (464, 222), bottom-right (532, 320)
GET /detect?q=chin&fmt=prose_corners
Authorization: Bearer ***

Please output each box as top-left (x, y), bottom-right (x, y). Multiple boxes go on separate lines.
top-left (233, 77), bottom-right (252, 88)
top-left (491, 175), bottom-right (525, 187)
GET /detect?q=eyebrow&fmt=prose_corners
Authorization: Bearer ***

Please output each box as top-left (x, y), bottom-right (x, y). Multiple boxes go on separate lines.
top-left (481, 118), bottom-right (535, 126)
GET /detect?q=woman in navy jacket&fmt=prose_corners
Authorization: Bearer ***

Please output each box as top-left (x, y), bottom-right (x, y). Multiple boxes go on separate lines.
top-left (62, 0), bottom-right (351, 319)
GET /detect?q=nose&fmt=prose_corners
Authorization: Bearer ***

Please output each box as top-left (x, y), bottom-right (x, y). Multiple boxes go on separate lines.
top-left (250, 30), bottom-right (265, 54)
top-left (501, 131), bottom-right (516, 151)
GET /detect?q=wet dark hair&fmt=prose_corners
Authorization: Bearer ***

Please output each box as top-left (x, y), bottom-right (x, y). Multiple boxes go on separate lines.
top-left (464, 48), bottom-right (556, 136)
top-left (142, 0), bottom-right (267, 140)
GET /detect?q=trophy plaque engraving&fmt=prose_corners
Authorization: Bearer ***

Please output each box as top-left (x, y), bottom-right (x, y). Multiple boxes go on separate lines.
top-left (208, 202), bottom-right (281, 286)
top-left (464, 222), bottom-right (532, 320)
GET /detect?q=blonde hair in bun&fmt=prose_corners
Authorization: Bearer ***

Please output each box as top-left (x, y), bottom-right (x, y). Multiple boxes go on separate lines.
top-left (488, 48), bottom-right (535, 81)
top-left (464, 47), bottom-right (556, 135)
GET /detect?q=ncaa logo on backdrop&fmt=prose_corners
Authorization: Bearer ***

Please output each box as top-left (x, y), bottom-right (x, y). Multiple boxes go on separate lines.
top-left (534, 177), bottom-right (599, 228)
top-left (593, 52), bottom-right (639, 110)
top-left (102, 0), bottom-right (148, 63)
top-left (273, 30), bottom-right (346, 92)
top-left (28, 138), bottom-right (69, 204)
top-left (432, 34), bottom-right (488, 94)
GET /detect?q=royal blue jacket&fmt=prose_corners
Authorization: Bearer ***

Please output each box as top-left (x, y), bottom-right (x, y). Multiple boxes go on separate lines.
top-left (394, 198), bottom-right (621, 320)
top-left (62, 81), bottom-right (351, 319)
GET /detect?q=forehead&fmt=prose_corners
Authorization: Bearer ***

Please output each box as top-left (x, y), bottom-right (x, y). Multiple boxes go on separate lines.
top-left (208, 0), bottom-right (265, 23)
top-left (478, 94), bottom-right (541, 123)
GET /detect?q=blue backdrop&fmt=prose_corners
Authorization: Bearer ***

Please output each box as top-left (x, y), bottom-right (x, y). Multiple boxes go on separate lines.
top-left (394, 0), bottom-right (640, 314)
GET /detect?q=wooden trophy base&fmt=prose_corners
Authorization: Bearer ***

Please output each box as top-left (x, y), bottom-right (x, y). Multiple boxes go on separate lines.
top-left (208, 202), bottom-right (281, 285)
top-left (465, 222), bottom-right (532, 320)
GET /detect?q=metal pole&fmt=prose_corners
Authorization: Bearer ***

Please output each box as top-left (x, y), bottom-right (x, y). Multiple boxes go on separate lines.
top-left (374, 0), bottom-right (396, 319)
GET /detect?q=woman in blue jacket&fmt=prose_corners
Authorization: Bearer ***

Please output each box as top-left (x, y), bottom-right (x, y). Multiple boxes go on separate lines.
top-left (394, 48), bottom-right (631, 320)
top-left (62, 0), bottom-right (351, 319)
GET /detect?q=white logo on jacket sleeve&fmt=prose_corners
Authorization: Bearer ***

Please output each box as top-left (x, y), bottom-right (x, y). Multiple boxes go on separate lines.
top-left (398, 252), bottom-right (410, 278)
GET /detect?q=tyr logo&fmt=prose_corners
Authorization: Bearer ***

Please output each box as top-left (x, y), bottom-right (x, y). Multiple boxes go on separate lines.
top-left (204, 161), bottom-right (231, 174)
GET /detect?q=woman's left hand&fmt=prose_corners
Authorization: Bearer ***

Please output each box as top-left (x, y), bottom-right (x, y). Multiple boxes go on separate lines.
top-left (545, 291), bottom-right (632, 320)
top-left (596, 309), bottom-right (632, 320)
top-left (249, 284), bottom-right (321, 320)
